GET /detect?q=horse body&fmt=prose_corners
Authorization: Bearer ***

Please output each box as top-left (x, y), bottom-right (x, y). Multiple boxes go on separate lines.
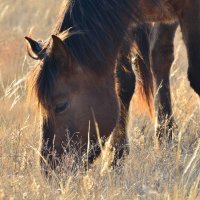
top-left (26, 0), bottom-right (200, 171)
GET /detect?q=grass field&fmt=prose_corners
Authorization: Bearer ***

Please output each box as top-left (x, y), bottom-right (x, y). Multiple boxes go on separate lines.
top-left (0, 1), bottom-right (199, 199)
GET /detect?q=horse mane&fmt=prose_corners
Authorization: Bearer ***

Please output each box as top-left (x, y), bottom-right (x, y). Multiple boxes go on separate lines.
top-left (27, 55), bottom-right (58, 114)
top-left (51, 0), bottom-right (140, 72)
top-left (131, 23), bottom-right (154, 117)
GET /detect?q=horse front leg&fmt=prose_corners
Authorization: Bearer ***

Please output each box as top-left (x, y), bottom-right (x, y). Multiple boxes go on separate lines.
top-left (108, 34), bottom-right (135, 166)
top-left (107, 24), bottom-right (151, 167)
top-left (150, 22), bottom-right (178, 146)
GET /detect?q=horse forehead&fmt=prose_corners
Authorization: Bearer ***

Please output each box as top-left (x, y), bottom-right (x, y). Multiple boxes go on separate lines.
top-left (53, 73), bottom-right (80, 94)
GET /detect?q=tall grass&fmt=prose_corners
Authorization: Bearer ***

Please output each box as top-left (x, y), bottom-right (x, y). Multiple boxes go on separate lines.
top-left (0, 1), bottom-right (199, 199)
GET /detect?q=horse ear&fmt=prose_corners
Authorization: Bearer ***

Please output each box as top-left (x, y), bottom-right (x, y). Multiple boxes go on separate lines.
top-left (51, 35), bottom-right (69, 59)
top-left (25, 36), bottom-right (44, 60)
top-left (51, 35), bottom-right (72, 71)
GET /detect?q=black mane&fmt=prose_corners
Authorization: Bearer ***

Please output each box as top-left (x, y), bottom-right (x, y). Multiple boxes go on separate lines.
top-left (52, 0), bottom-right (139, 72)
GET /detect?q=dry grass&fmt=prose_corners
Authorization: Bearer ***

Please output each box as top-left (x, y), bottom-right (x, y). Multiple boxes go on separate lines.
top-left (0, 1), bottom-right (199, 199)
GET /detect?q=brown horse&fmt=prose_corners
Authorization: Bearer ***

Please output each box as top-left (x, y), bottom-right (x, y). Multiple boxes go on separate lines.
top-left (26, 0), bottom-right (200, 171)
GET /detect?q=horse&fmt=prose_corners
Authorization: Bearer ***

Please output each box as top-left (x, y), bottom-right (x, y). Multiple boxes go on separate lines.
top-left (25, 0), bottom-right (200, 172)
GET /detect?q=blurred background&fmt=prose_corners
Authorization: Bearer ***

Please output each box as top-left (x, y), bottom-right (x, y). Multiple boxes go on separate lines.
top-left (0, 0), bottom-right (61, 83)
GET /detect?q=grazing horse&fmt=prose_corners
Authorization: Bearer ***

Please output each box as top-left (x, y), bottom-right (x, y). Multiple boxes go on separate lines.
top-left (26, 0), bottom-right (200, 171)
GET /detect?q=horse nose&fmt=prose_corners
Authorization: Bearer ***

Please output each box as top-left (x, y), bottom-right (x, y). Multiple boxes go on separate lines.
top-left (65, 128), bottom-right (80, 138)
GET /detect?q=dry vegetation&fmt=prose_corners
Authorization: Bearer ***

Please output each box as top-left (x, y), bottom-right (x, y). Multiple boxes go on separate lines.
top-left (0, 0), bottom-right (199, 199)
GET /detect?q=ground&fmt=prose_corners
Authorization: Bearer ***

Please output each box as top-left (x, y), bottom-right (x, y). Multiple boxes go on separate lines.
top-left (0, 1), bottom-right (199, 199)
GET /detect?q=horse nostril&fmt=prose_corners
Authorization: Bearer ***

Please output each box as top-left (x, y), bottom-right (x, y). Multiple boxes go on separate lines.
top-left (65, 128), bottom-right (69, 132)
top-left (65, 128), bottom-right (71, 135)
top-left (65, 128), bottom-right (75, 137)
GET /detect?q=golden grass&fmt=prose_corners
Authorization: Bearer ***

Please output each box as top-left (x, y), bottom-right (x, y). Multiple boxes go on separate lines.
top-left (0, 1), bottom-right (199, 199)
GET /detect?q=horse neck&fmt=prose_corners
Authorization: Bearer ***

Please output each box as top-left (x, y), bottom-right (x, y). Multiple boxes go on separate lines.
top-left (52, 0), bottom-right (139, 73)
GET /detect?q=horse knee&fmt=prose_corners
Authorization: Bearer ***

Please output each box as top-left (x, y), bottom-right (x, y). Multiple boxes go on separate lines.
top-left (117, 65), bottom-right (135, 107)
top-left (188, 67), bottom-right (200, 95)
top-left (121, 70), bottom-right (135, 100)
top-left (122, 74), bottom-right (135, 106)
top-left (150, 45), bottom-right (174, 78)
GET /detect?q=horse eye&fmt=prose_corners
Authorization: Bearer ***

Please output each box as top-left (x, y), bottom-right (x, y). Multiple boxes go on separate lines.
top-left (55, 102), bottom-right (69, 114)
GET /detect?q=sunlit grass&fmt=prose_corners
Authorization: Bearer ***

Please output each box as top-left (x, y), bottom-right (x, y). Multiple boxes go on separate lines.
top-left (0, 0), bottom-right (199, 199)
